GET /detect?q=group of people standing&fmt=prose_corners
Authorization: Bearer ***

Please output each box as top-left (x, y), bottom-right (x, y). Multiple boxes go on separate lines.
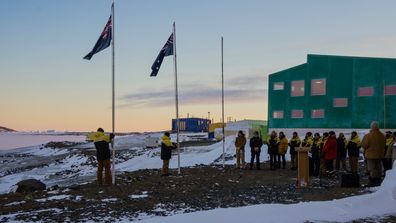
top-left (234, 121), bottom-right (395, 187)
top-left (89, 121), bottom-right (394, 187)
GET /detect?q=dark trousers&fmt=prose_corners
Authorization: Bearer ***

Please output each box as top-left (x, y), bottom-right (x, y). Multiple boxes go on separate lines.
top-left (277, 154), bottom-right (286, 169)
top-left (325, 159), bottom-right (334, 172)
top-left (250, 152), bottom-right (260, 169)
top-left (309, 157), bottom-right (320, 176)
top-left (269, 154), bottom-right (276, 170)
top-left (382, 158), bottom-right (392, 174)
top-left (97, 159), bottom-right (112, 186)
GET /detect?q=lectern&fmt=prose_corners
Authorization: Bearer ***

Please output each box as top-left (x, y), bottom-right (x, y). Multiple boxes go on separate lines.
top-left (296, 147), bottom-right (310, 187)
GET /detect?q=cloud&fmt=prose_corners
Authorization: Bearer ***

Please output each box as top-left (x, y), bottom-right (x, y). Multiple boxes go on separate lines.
top-left (118, 75), bottom-right (268, 108)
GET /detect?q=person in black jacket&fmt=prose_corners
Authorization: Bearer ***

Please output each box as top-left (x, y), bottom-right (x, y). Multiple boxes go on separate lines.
top-left (161, 132), bottom-right (176, 176)
top-left (266, 131), bottom-right (279, 170)
top-left (336, 132), bottom-right (347, 171)
top-left (250, 131), bottom-right (263, 170)
top-left (88, 128), bottom-right (115, 186)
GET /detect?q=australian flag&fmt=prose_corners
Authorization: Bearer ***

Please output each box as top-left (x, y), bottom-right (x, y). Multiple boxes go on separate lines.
top-left (150, 33), bottom-right (174, 76)
top-left (83, 14), bottom-right (112, 60)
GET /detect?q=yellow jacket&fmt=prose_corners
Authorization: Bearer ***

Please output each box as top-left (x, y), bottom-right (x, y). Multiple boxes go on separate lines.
top-left (87, 131), bottom-right (111, 143)
top-left (162, 135), bottom-right (173, 147)
top-left (385, 138), bottom-right (394, 159)
top-left (278, 137), bottom-right (289, 155)
top-left (346, 135), bottom-right (361, 147)
top-left (302, 136), bottom-right (313, 147)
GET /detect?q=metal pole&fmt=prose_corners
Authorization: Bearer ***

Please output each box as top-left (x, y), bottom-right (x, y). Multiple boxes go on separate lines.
top-left (221, 36), bottom-right (225, 168)
top-left (111, 0), bottom-right (116, 185)
top-left (173, 22), bottom-right (181, 174)
top-left (384, 80), bottom-right (386, 129)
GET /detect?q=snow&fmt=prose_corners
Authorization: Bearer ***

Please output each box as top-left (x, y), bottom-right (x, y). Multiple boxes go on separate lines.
top-left (130, 191), bottom-right (149, 199)
top-left (36, 195), bottom-right (71, 202)
top-left (0, 132), bottom-right (86, 150)
top-left (2, 132), bottom-right (396, 222)
top-left (127, 163), bottom-right (396, 223)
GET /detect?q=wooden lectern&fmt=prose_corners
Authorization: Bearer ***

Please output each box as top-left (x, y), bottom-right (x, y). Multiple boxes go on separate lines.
top-left (296, 147), bottom-right (310, 187)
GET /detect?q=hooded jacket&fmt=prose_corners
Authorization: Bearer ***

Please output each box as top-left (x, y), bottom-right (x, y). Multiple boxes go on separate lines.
top-left (289, 136), bottom-right (301, 154)
top-left (278, 137), bottom-right (289, 155)
top-left (249, 136), bottom-right (263, 153)
top-left (361, 129), bottom-right (386, 159)
top-left (235, 135), bottom-right (247, 149)
top-left (346, 135), bottom-right (361, 157)
top-left (267, 136), bottom-right (280, 155)
top-left (88, 131), bottom-right (113, 161)
top-left (322, 135), bottom-right (337, 160)
top-left (161, 135), bottom-right (175, 160)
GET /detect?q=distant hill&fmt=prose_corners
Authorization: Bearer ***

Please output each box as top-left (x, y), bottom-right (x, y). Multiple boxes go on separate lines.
top-left (0, 126), bottom-right (16, 132)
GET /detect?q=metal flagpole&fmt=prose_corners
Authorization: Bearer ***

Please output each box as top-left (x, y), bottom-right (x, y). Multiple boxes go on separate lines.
top-left (221, 36), bottom-right (225, 168)
top-left (384, 80), bottom-right (386, 129)
top-left (173, 22), bottom-right (181, 174)
top-left (111, 0), bottom-right (116, 185)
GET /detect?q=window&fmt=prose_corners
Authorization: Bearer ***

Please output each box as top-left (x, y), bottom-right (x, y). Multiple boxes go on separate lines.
top-left (291, 80), bottom-right (305, 97)
top-left (311, 78), bottom-right (326, 95)
top-left (273, 82), bottom-right (284, 90)
top-left (384, 85), bottom-right (396, 95)
top-left (358, 87), bottom-right (374, 97)
top-left (291, 110), bottom-right (304, 119)
top-left (273, 111), bottom-right (284, 119)
top-left (311, 109), bottom-right (324, 119)
top-left (333, 98), bottom-right (348, 107)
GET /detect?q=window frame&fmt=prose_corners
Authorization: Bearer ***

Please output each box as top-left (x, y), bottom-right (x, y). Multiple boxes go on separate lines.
top-left (291, 109), bottom-right (304, 119)
top-left (273, 82), bottom-right (285, 91)
top-left (384, 85), bottom-right (396, 95)
top-left (311, 78), bottom-right (326, 96)
top-left (273, 110), bottom-right (284, 119)
top-left (311, 109), bottom-right (325, 119)
top-left (358, 86), bottom-right (374, 97)
top-left (333, 98), bottom-right (348, 108)
top-left (291, 80), bottom-right (305, 97)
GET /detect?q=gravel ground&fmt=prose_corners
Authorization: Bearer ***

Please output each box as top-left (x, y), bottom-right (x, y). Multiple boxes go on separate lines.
top-left (0, 163), bottom-right (379, 222)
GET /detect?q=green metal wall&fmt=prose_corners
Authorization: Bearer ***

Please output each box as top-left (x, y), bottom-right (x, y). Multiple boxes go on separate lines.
top-left (268, 54), bottom-right (396, 129)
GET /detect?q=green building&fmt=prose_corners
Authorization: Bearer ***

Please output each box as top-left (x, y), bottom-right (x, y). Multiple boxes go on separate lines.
top-left (268, 54), bottom-right (396, 133)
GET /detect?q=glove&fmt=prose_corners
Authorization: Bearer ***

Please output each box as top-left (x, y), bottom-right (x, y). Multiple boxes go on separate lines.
top-left (110, 133), bottom-right (115, 139)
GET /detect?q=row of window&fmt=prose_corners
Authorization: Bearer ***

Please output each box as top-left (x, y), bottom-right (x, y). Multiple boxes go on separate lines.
top-left (273, 79), bottom-right (396, 97)
top-left (273, 109), bottom-right (325, 119)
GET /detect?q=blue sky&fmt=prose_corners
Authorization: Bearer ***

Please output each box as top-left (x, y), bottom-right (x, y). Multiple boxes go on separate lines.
top-left (1, 0), bottom-right (396, 132)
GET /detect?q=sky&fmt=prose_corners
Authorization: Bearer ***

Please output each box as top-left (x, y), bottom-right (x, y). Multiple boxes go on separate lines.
top-left (1, 0), bottom-right (396, 132)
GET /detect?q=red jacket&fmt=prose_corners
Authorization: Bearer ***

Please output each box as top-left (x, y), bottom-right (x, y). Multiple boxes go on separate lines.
top-left (322, 136), bottom-right (337, 160)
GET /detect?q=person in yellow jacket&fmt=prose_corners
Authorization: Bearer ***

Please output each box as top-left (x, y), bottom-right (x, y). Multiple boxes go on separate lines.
top-left (161, 132), bottom-right (176, 176)
top-left (383, 131), bottom-right (394, 173)
top-left (87, 128), bottom-right (115, 186)
top-left (278, 132), bottom-right (288, 169)
top-left (346, 131), bottom-right (361, 173)
top-left (235, 130), bottom-right (247, 169)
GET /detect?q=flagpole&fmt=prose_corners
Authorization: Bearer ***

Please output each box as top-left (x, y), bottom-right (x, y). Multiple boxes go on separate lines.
top-left (111, 0), bottom-right (116, 185)
top-left (384, 80), bottom-right (386, 129)
top-left (221, 36), bottom-right (225, 168)
top-left (173, 22), bottom-right (181, 174)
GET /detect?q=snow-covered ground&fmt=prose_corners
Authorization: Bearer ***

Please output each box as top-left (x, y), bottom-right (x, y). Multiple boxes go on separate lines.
top-left (1, 132), bottom-right (396, 222)
top-left (0, 133), bottom-right (245, 194)
top-left (0, 132), bottom-right (86, 150)
top-left (131, 164), bottom-right (396, 223)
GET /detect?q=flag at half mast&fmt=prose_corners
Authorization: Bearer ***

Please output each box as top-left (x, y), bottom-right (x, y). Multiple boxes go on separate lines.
top-left (150, 33), bottom-right (174, 76)
top-left (83, 12), bottom-right (112, 60)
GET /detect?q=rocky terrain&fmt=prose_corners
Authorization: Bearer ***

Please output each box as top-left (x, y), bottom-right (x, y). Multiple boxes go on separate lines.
top-left (0, 164), bottom-right (375, 222)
